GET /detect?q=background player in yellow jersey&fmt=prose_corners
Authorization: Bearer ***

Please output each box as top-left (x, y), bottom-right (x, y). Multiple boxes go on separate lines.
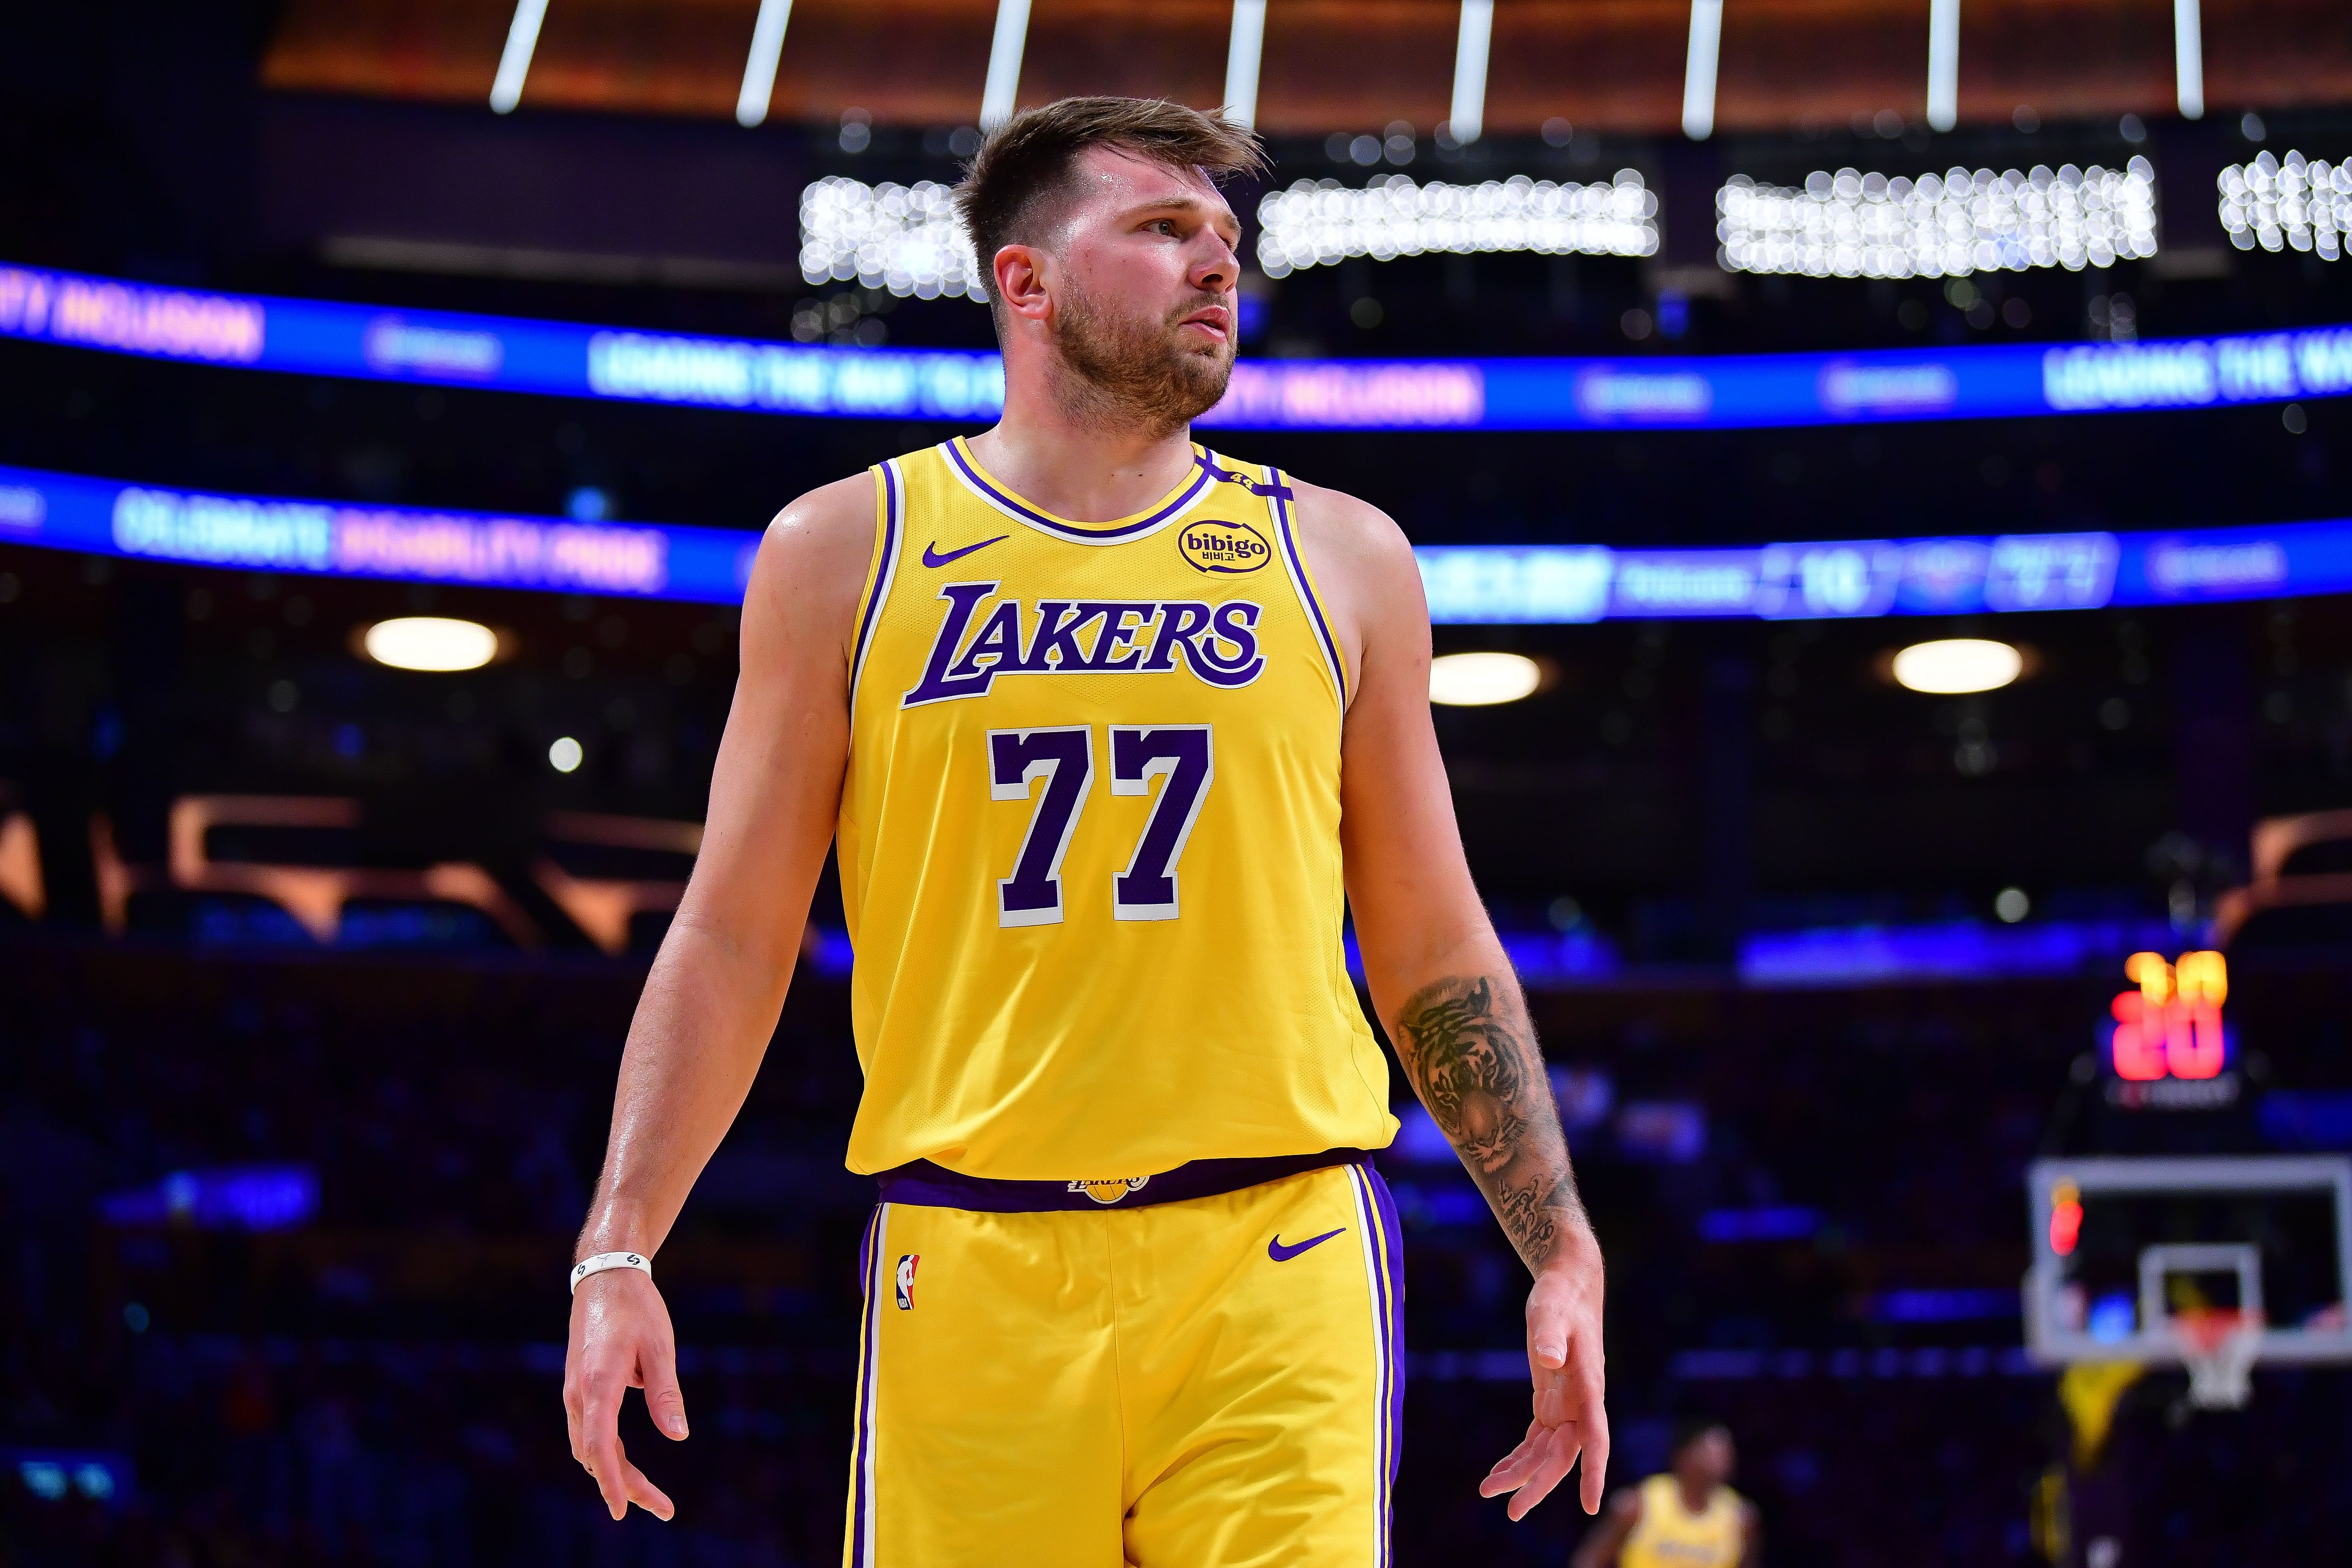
top-left (1571, 1422), bottom-right (1758, 1568)
top-left (561, 97), bottom-right (1610, 1563)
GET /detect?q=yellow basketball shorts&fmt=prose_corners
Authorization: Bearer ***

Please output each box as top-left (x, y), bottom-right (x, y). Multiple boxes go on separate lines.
top-left (841, 1157), bottom-right (1404, 1567)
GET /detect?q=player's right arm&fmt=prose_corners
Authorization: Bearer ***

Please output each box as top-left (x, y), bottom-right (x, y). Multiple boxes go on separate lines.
top-left (561, 473), bottom-right (875, 1523)
top-left (1568, 1487), bottom-right (1642, 1568)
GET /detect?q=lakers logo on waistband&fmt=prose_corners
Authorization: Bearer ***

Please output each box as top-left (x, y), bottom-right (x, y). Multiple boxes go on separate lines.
top-left (1067, 1176), bottom-right (1150, 1205)
top-left (1177, 519), bottom-right (1273, 575)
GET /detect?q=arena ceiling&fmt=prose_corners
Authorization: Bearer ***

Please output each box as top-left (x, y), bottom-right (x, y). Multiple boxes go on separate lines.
top-left (264, 0), bottom-right (2352, 139)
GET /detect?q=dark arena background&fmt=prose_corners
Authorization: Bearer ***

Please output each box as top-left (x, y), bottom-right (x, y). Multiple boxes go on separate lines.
top-left (6, 3), bottom-right (2352, 1565)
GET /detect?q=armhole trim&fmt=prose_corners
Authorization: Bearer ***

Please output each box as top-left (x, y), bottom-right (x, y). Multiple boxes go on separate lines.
top-left (1264, 463), bottom-right (1349, 711)
top-left (849, 460), bottom-right (905, 710)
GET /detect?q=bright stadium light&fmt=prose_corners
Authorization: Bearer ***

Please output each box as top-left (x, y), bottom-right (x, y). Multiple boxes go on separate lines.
top-left (2219, 151), bottom-right (2349, 259)
top-left (1682, 0), bottom-right (1723, 140)
top-left (1925, 0), bottom-right (1960, 133)
top-left (1430, 651), bottom-right (1543, 706)
top-left (800, 177), bottom-right (987, 299)
top-left (1891, 638), bottom-right (2023, 694)
top-left (1718, 159), bottom-right (2159, 278)
top-left (735, 0), bottom-right (794, 128)
top-left (1257, 172), bottom-right (1658, 277)
top-left (1448, 0), bottom-right (1494, 146)
top-left (360, 617), bottom-right (499, 672)
top-left (1223, 0), bottom-right (1266, 131)
top-left (548, 736), bottom-right (585, 773)
top-left (2173, 0), bottom-right (2205, 120)
top-left (489, 0), bottom-right (549, 114)
top-left (979, 0), bottom-right (1030, 132)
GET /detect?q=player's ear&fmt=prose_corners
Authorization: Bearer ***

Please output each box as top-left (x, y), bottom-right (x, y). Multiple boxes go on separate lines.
top-left (993, 244), bottom-right (1054, 326)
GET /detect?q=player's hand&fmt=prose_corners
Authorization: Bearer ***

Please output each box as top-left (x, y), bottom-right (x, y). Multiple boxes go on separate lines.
top-left (1479, 1235), bottom-right (1608, 1521)
top-left (563, 1267), bottom-right (689, 1522)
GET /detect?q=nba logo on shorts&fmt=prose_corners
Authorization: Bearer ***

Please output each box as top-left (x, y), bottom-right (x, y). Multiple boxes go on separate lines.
top-left (894, 1253), bottom-right (919, 1310)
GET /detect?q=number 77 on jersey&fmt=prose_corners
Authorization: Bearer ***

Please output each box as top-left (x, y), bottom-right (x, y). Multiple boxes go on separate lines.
top-left (988, 724), bottom-right (1214, 927)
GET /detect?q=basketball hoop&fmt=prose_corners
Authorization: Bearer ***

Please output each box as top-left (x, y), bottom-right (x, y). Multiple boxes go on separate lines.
top-left (2173, 1307), bottom-right (2263, 1409)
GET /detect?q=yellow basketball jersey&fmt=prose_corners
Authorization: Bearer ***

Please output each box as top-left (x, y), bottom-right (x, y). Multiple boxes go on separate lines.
top-left (1621, 1475), bottom-right (1745, 1568)
top-left (834, 437), bottom-right (1394, 1181)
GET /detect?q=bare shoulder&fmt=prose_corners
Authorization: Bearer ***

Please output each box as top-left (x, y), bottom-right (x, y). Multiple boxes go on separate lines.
top-left (1277, 474), bottom-right (1424, 683)
top-left (1611, 1486), bottom-right (1646, 1520)
top-left (743, 471), bottom-right (880, 651)
top-left (754, 471), bottom-right (878, 589)
top-left (1283, 473), bottom-right (1416, 580)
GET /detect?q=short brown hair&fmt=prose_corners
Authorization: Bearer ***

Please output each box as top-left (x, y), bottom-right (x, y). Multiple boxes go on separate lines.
top-left (956, 98), bottom-right (1266, 300)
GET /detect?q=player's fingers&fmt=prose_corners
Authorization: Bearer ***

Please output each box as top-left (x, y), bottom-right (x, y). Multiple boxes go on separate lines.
top-left (1575, 1376), bottom-right (1612, 1514)
top-left (1505, 1427), bottom-right (1576, 1520)
top-left (1526, 1285), bottom-right (1572, 1372)
top-left (641, 1341), bottom-right (690, 1441)
top-left (1553, 1323), bottom-right (1609, 1508)
top-left (1476, 1420), bottom-right (1549, 1496)
top-left (618, 1456), bottom-right (677, 1522)
top-left (587, 1427), bottom-right (633, 1520)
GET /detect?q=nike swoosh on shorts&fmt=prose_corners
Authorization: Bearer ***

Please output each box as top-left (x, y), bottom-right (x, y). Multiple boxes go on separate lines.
top-left (1267, 1226), bottom-right (1347, 1262)
top-left (922, 535), bottom-right (1009, 568)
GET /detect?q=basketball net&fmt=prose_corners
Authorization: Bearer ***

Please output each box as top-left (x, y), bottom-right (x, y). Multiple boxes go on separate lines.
top-left (2173, 1307), bottom-right (2262, 1410)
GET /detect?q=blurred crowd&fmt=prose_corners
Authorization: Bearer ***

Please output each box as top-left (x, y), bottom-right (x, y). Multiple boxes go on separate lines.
top-left (3, 936), bottom-right (2347, 1565)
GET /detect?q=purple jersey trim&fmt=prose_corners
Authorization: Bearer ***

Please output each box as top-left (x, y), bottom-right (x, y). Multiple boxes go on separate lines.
top-left (849, 460), bottom-right (902, 706)
top-left (873, 1148), bottom-right (1373, 1212)
top-left (942, 438), bottom-right (1213, 542)
top-left (1267, 465), bottom-right (1349, 706)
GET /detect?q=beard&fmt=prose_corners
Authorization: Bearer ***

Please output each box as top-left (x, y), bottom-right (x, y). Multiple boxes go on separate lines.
top-left (1048, 278), bottom-right (1236, 437)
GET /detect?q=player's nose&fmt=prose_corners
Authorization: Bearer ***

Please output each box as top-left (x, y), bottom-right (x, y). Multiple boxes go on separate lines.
top-left (1190, 229), bottom-right (1240, 295)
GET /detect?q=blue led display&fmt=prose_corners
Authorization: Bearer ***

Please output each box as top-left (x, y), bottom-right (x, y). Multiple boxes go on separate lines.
top-left (5, 460), bottom-right (2352, 620)
top-left (6, 261), bottom-right (2352, 433)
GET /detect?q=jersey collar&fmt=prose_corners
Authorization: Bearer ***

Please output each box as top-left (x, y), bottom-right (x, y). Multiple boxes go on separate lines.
top-left (941, 437), bottom-right (1219, 545)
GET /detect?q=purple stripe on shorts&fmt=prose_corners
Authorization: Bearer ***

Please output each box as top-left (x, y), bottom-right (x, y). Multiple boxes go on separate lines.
top-left (848, 1205), bottom-right (881, 1568)
top-left (1365, 1163), bottom-right (1408, 1548)
top-left (943, 438), bottom-right (1210, 542)
top-left (1346, 1164), bottom-right (1396, 1566)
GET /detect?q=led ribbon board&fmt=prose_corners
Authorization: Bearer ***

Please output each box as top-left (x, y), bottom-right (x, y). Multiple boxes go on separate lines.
top-left (6, 264), bottom-right (2352, 433)
top-left (5, 460), bottom-right (2352, 620)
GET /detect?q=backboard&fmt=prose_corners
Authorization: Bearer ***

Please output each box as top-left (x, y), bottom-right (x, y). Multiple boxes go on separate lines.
top-left (2024, 1155), bottom-right (2352, 1372)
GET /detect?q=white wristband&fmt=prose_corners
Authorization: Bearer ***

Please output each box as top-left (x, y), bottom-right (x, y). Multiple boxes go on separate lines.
top-left (570, 1251), bottom-right (653, 1295)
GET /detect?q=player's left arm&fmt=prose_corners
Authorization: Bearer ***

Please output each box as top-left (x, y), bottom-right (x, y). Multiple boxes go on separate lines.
top-left (1739, 1499), bottom-right (1762, 1568)
top-left (1290, 477), bottom-right (1608, 1522)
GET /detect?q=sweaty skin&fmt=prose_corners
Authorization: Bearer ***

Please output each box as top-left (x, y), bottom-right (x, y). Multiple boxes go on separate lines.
top-left (561, 143), bottom-right (1609, 1527)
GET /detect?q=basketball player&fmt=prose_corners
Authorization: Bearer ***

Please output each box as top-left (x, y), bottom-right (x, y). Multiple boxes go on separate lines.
top-left (1569, 1421), bottom-right (1758, 1568)
top-left (561, 97), bottom-right (1609, 1563)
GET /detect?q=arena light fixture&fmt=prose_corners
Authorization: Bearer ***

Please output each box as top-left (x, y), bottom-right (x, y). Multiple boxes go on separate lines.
top-left (2219, 152), bottom-right (2349, 259)
top-left (1257, 172), bottom-right (1658, 277)
top-left (1682, 0), bottom-right (1723, 141)
top-left (548, 736), bottom-right (585, 773)
top-left (1925, 0), bottom-right (1960, 132)
top-left (488, 0), bottom-right (548, 114)
top-left (1429, 651), bottom-right (1543, 706)
top-left (735, 0), bottom-right (794, 128)
top-left (1448, 0), bottom-right (1494, 146)
top-left (800, 177), bottom-right (987, 300)
top-left (1223, 0), bottom-right (1267, 131)
top-left (1891, 638), bottom-right (2023, 694)
top-left (359, 617), bottom-right (499, 672)
top-left (1718, 159), bottom-right (2159, 278)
